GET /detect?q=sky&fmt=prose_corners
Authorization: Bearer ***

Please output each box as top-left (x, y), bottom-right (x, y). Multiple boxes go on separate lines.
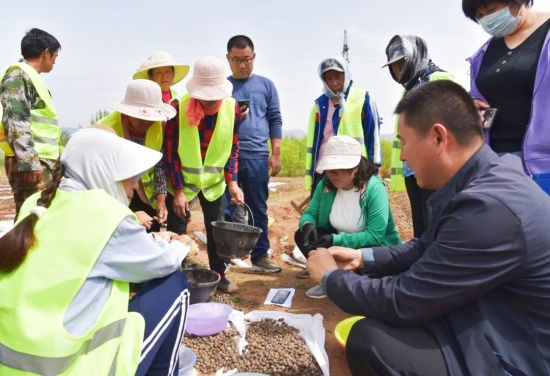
top-left (1, 0), bottom-right (549, 135)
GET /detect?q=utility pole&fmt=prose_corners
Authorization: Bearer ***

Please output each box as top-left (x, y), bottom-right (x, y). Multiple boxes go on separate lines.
top-left (342, 30), bottom-right (350, 63)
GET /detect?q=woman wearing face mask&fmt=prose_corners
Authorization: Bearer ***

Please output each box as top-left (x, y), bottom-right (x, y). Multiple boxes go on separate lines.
top-left (464, 0), bottom-right (550, 194)
top-left (0, 128), bottom-right (190, 376)
top-left (383, 35), bottom-right (456, 239)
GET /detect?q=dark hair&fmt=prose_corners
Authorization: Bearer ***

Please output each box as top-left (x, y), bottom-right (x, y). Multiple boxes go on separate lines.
top-left (227, 35), bottom-right (254, 53)
top-left (21, 28), bottom-right (61, 59)
top-left (0, 159), bottom-right (64, 273)
top-left (462, 0), bottom-right (533, 22)
top-left (325, 157), bottom-right (378, 191)
top-left (147, 66), bottom-right (175, 78)
top-left (394, 80), bottom-right (483, 146)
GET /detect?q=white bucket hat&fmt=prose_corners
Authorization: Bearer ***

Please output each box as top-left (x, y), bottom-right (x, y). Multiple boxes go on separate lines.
top-left (133, 51), bottom-right (190, 85)
top-left (109, 80), bottom-right (177, 121)
top-left (186, 56), bottom-right (233, 100)
top-left (316, 135), bottom-right (362, 171)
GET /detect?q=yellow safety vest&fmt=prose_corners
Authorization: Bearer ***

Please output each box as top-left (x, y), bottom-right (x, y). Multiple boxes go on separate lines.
top-left (0, 63), bottom-right (61, 159)
top-left (390, 71), bottom-right (457, 192)
top-left (305, 87), bottom-right (367, 190)
top-left (98, 112), bottom-right (164, 208)
top-left (0, 190), bottom-right (145, 375)
top-left (169, 93), bottom-right (235, 201)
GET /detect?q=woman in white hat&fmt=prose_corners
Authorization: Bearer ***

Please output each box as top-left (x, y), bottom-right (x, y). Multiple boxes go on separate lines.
top-left (0, 128), bottom-right (190, 375)
top-left (165, 56), bottom-right (244, 294)
top-left (295, 135), bottom-right (402, 298)
top-left (134, 51), bottom-right (189, 105)
top-left (99, 79), bottom-right (176, 232)
top-left (135, 51), bottom-right (192, 236)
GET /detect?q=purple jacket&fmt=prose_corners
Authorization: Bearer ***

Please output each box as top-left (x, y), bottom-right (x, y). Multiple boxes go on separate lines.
top-left (468, 30), bottom-right (550, 176)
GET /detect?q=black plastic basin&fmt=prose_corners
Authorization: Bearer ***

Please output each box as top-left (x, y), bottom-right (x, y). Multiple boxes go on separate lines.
top-left (182, 268), bottom-right (220, 305)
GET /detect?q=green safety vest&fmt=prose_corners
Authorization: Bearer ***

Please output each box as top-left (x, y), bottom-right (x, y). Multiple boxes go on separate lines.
top-left (389, 71), bottom-right (457, 192)
top-left (0, 62), bottom-right (61, 159)
top-left (98, 112), bottom-right (163, 208)
top-left (169, 93), bottom-right (235, 201)
top-left (0, 190), bottom-right (145, 375)
top-left (305, 87), bottom-right (368, 190)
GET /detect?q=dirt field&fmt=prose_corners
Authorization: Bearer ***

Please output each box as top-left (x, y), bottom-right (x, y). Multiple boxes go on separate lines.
top-left (0, 175), bottom-right (413, 376)
top-left (184, 177), bottom-right (413, 376)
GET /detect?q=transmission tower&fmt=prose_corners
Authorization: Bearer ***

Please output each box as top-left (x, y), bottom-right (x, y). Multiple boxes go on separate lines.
top-left (342, 30), bottom-right (350, 63)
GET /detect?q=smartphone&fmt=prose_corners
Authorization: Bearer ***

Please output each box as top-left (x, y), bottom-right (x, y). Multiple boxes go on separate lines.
top-left (271, 289), bottom-right (291, 305)
top-left (480, 108), bottom-right (498, 129)
top-left (237, 99), bottom-right (250, 110)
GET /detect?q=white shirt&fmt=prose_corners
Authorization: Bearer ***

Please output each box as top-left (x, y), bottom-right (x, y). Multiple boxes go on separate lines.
top-left (329, 188), bottom-right (365, 234)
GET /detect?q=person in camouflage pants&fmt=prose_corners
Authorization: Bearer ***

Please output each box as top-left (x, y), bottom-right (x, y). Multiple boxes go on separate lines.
top-left (0, 28), bottom-right (61, 218)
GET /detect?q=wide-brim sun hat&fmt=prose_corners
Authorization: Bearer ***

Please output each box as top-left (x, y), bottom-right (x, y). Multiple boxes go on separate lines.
top-left (133, 51), bottom-right (190, 85)
top-left (61, 127), bottom-right (162, 182)
top-left (186, 56), bottom-right (233, 101)
top-left (316, 135), bottom-right (362, 171)
top-left (109, 79), bottom-right (177, 122)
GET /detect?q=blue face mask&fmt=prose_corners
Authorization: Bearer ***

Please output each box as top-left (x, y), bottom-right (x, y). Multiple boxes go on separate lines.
top-left (478, 6), bottom-right (521, 38)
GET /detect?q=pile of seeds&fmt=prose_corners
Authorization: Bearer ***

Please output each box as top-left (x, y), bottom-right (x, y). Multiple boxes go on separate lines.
top-left (183, 318), bottom-right (323, 376)
top-left (210, 292), bottom-right (244, 311)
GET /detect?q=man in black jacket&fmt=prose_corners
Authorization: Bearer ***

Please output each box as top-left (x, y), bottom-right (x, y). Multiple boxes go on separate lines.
top-left (308, 80), bottom-right (550, 376)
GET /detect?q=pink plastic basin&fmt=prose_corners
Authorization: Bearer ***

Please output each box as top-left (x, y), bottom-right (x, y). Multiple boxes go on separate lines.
top-left (185, 302), bottom-right (232, 336)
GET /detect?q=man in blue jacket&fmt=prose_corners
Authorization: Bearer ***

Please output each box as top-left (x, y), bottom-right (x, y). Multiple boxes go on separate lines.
top-left (308, 80), bottom-right (550, 376)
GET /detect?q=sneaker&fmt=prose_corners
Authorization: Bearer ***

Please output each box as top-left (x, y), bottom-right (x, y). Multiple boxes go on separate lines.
top-left (252, 257), bottom-right (282, 273)
top-left (296, 269), bottom-right (310, 279)
top-left (217, 277), bottom-right (239, 294)
top-left (306, 284), bottom-right (327, 299)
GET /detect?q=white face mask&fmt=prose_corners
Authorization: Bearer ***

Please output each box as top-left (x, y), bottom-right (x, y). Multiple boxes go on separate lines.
top-left (478, 5), bottom-right (522, 38)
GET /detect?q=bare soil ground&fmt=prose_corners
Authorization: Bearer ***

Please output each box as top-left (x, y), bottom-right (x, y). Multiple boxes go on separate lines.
top-left (0, 175), bottom-right (413, 376)
top-left (184, 177), bottom-right (413, 376)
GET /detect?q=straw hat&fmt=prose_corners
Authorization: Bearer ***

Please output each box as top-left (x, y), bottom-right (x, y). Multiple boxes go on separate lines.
top-left (316, 136), bottom-right (362, 171)
top-left (133, 51), bottom-right (190, 85)
top-left (109, 80), bottom-right (177, 121)
top-left (186, 56), bottom-right (233, 100)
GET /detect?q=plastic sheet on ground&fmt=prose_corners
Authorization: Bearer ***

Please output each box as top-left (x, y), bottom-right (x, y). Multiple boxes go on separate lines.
top-left (244, 310), bottom-right (330, 376)
top-left (281, 253), bottom-right (306, 269)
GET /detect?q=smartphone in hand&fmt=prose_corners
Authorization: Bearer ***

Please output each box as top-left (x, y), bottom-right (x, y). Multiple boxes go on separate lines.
top-left (480, 108), bottom-right (498, 129)
top-left (271, 289), bottom-right (291, 305)
top-left (237, 99), bottom-right (250, 110)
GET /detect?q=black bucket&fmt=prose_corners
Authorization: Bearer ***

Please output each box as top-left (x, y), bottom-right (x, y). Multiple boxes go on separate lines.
top-left (182, 268), bottom-right (221, 305)
top-left (211, 221), bottom-right (262, 259)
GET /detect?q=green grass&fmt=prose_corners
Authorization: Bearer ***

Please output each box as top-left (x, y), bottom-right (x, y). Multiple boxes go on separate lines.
top-left (278, 136), bottom-right (306, 177)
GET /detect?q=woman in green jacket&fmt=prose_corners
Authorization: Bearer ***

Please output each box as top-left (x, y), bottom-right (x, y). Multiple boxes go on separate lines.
top-left (294, 135), bottom-right (401, 298)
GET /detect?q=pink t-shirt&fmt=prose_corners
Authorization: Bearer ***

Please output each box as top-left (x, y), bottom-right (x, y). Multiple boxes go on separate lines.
top-left (316, 99), bottom-right (337, 173)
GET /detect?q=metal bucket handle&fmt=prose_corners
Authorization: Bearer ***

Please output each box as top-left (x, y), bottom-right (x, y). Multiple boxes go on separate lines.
top-left (242, 202), bottom-right (255, 228)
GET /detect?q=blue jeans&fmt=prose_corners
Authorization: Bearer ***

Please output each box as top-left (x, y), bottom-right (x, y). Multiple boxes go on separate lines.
top-left (225, 157), bottom-right (270, 264)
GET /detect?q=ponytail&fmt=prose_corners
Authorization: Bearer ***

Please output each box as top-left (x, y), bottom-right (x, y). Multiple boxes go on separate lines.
top-left (0, 159), bottom-right (65, 273)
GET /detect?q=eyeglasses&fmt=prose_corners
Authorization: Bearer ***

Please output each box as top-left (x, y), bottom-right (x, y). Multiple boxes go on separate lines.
top-left (229, 56), bottom-right (254, 65)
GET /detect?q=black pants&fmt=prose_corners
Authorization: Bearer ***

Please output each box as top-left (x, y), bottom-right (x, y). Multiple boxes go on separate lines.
top-left (129, 192), bottom-right (160, 233)
top-left (404, 175), bottom-right (434, 238)
top-left (346, 317), bottom-right (448, 376)
top-left (294, 227), bottom-right (334, 258)
top-left (165, 193), bottom-right (189, 235)
top-left (198, 192), bottom-right (228, 278)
